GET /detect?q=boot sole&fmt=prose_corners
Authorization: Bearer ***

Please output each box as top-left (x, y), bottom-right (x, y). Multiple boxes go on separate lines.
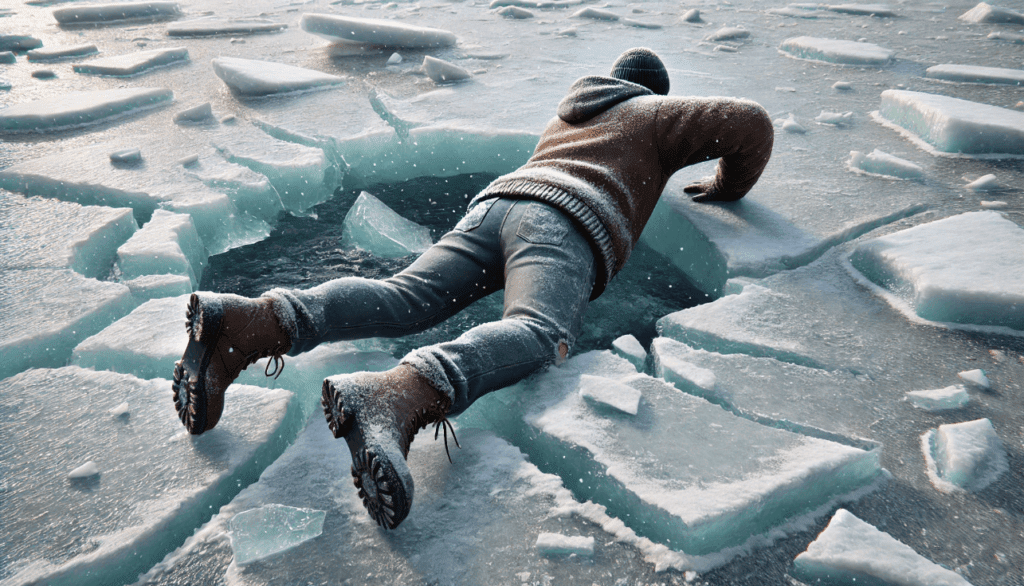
top-left (322, 376), bottom-right (413, 529)
top-left (171, 293), bottom-right (224, 435)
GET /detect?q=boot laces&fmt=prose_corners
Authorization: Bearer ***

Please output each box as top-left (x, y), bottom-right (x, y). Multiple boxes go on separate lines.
top-left (405, 403), bottom-right (461, 463)
top-left (433, 418), bottom-right (461, 464)
top-left (242, 345), bottom-right (287, 379)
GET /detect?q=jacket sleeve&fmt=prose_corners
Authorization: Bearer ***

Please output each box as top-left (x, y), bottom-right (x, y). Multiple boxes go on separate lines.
top-left (656, 96), bottom-right (774, 201)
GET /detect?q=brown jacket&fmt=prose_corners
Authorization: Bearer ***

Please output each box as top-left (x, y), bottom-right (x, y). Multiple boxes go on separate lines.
top-left (472, 76), bottom-right (774, 298)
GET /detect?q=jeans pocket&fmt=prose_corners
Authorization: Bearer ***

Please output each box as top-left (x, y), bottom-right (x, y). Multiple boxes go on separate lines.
top-left (516, 202), bottom-right (570, 246)
top-left (454, 199), bottom-right (496, 232)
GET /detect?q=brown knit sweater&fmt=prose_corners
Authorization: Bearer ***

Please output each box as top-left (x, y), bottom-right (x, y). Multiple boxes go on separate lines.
top-left (471, 76), bottom-right (774, 298)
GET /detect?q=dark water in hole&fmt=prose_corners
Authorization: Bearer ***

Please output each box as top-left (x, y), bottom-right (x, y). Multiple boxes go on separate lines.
top-left (202, 173), bottom-right (707, 358)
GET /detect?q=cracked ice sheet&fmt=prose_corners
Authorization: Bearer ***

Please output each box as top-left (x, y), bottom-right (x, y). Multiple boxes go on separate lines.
top-left (0, 366), bottom-right (296, 586)
top-left (135, 416), bottom-right (691, 584)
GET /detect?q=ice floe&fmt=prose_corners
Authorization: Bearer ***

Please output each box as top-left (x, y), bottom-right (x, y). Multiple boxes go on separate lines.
top-left (925, 64), bottom-right (1024, 85)
top-left (0, 87), bottom-right (172, 134)
top-left (906, 385), bottom-right (970, 412)
top-left (52, 2), bottom-right (182, 25)
top-left (611, 334), bottom-right (647, 370)
top-left (72, 47), bottom-right (189, 76)
top-left (340, 191), bottom-right (433, 258)
top-left (26, 43), bottom-right (98, 61)
top-left (779, 36), bottom-right (894, 66)
top-left (815, 110), bottom-right (855, 126)
top-left (923, 418), bottom-right (1007, 492)
top-left (959, 2), bottom-right (1024, 25)
top-left (212, 56), bottom-right (345, 97)
top-left (68, 461), bottom-right (101, 479)
top-left (300, 13), bottom-right (457, 48)
top-left (115, 209), bottom-right (207, 288)
top-left (229, 504), bottom-right (327, 565)
top-left (826, 3), bottom-right (896, 16)
top-left (958, 368), bottom-right (990, 389)
top-left (166, 18), bottom-right (287, 37)
top-left (172, 102), bottom-right (213, 124)
top-left (848, 149), bottom-right (925, 180)
top-left (707, 27), bottom-right (750, 41)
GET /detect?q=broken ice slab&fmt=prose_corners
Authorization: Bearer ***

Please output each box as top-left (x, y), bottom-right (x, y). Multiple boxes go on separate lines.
top-left (793, 509), bottom-right (971, 586)
top-left (923, 418), bottom-right (1007, 492)
top-left (959, 2), bottom-right (1024, 24)
top-left (706, 27), bottom-right (750, 41)
top-left (0, 269), bottom-right (135, 380)
top-left (340, 191), bottom-right (433, 258)
top-left (26, 43), bottom-right (98, 61)
top-left (115, 209), bottom-right (207, 288)
top-left (0, 35), bottom-right (42, 51)
top-left (965, 174), bottom-right (1000, 191)
top-left (0, 190), bottom-right (137, 279)
top-left (299, 13), bottom-right (457, 48)
top-left (166, 18), bottom-right (287, 37)
top-left (211, 56), bottom-right (345, 97)
top-left (651, 339), bottom-right (717, 397)
top-left (906, 385), bottom-right (970, 412)
top-left (778, 36), bottom-right (894, 66)
top-left (875, 90), bottom-right (1024, 155)
top-left (578, 374), bottom-right (642, 415)
top-left (121, 273), bottom-right (192, 301)
top-left (848, 149), bottom-right (924, 180)
top-left (229, 504), bottom-right (327, 565)
top-left (825, 4), bottom-right (897, 16)
top-left (72, 46), bottom-right (189, 77)
top-left (0, 87), bottom-right (172, 134)
top-left (422, 55), bottom-right (471, 84)
top-left (535, 533), bottom-right (595, 557)
top-left (173, 102), bottom-right (213, 125)
top-left (52, 2), bottom-right (182, 25)
top-left (611, 334), bottom-right (647, 371)
top-left (958, 369), bottom-right (991, 389)
top-left (0, 366), bottom-right (295, 586)
top-left (517, 351), bottom-right (881, 556)
top-left (0, 51), bottom-right (14, 64)
top-left (849, 211), bottom-right (1024, 331)
top-left (925, 64), bottom-right (1024, 86)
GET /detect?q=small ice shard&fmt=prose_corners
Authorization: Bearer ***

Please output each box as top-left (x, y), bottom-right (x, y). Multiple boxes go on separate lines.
top-left (300, 14), bottom-right (457, 48)
top-left (782, 116), bottom-right (807, 134)
top-left (422, 55), bottom-right (471, 84)
top-left (848, 149), bottom-right (924, 180)
top-left (0, 35), bottom-right (43, 51)
top-left (556, 27), bottom-right (578, 36)
top-left (387, 52), bottom-right (402, 65)
top-left (793, 509), bottom-right (972, 586)
top-left (611, 334), bottom-right (646, 370)
top-left (958, 368), bottom-right (990, 389)
top-left (832, 81), bottom-right (853, 90)
top-left (178, 154), bottom-right (199, 167)
top-left (924, 418), bottom-right (1007, 492)
top-left (714, 45), bottom-right (738, 53)
top-left (212, 56), bottom-right (344, 97)
top-left (707, 27), bottom-right (750, 41)
top-left (0, 51), bottom-right (15, 64)
top-left (0, 87), bottom-right (172, 134)
top-left (925, 64), bottom-right (1024, 86)
top-left (622, 19), bottom-right (662, 29)
top-left (578, 374), bottom-right (642, 415)
top-left (116, 209), bottom-right (207, 288)
top-left (110, 148), bottom-right (142, 163)
top-left (826, 4), bottom-right (896, 17)
top-left (340, 191), bottom-right (432, 258)
top-left (68, 461), bottom-right (100, 479)
top-left (534, 533), bottom-right (595, 557)
top-left (31, 70), bottom-right (56, 79)
top-left (573, 7), bottom-right (620, 20)
top-left (651, 339), bottom-right (717, 401)
top-left (877, 90), bottom-right (1024, 155)
top-left (229, 504), bottom-right (327, 565)
top-left (959, 2), bottom-right (1024, 25)
top-left (109, 401), bottom-right (130, 418)
top-left (965, 174), bottom-right (999, 191)
top-left (166, 18), bottom-right (287, 36)
top-left (988, 30), bottom-right (1024, 43)
top-left (52, 2), bottom-right (182, 25)
top-left (779, 36), bottom-right (894, 66)
top-left (172, 102), bottom-right (213, 124)
top-left (73, 47), bottom-right (188, 76)
top-left (905, 385), bottom-right (970, 412)
top-left (681, 8), bottom-right (701, 22)
top-left (498, 6), bottom-right (534, 18)
top-left (980, 201), bottom-right (1007, 209)
top-left (815, 110), bottom-right (854, 126)
top-left (26, 43), bottom-right (98, 61)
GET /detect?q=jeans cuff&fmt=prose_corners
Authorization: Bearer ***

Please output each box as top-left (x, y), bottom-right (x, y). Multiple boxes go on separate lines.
top-left (399, 349), bottom-right (457, 404)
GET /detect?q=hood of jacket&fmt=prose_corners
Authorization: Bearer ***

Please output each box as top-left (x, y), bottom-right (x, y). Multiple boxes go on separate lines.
top-left (556, 76), bottom-right (654, 124)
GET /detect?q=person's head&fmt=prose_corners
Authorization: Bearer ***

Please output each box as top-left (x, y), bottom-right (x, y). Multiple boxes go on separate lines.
top-left (610, 48), bottom-right (669, 95)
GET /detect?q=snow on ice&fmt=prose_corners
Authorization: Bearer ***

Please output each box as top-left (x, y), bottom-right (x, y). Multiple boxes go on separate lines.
top-left (906, 385), bottom-right (971, 412)
top-left (923, 418), bottom-right (1007, 493)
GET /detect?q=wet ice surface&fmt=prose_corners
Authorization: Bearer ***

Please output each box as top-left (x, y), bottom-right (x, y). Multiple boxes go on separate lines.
top-left (3, 0), bottom-right (1024, 583)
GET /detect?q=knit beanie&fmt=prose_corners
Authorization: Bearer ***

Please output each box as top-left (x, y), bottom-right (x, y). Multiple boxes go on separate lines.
top-left (610, 48), bottom-right (669, 95)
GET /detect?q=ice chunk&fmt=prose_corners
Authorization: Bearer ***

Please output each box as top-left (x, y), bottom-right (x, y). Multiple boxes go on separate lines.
top-left (925, 64), bottom-right (1024, 86)
top-left (924, 418), bottom-right (1007, 492)
top-left (611, 334), bottom-right (647, 370)
top-left (535, 533), bottom-right (595, 557)
top-left (166, 18), bottom-right (287, 36)
top-left (68, 461), bottom-right (100, 479)
top-left (0, 367), bottom-right (295, 586)
top-left (109, 401), bottom-right (131, 418)
top-left (498, 6), bottom-right (534, 18)
top-left (573, 7), bottom-right (619, 20)
top-left (172, 102), bottom-right (213, 124)
top-left (26, 43), bottom-right (98, 61)
top-left (781, 116), bottom-right (807, 134)
top-left (832, 81), bottom-right (853, 90)
top-left (0, 35), bottom-right (42, 51)
top-left (849, 211), bottom-right (1024, 331)
top-left (211, 56), bottom-right (345, 97)
top-left (0, 191), bottom-right (137, 279)
top-left (229, 504), bottom-right (327, 565)
top-left (422, 55), bottom-right (471, 83)
top-left (965, 174), bottom-right (999, 191)
top-left (707, 27), bottom-right (750, 41)
top-left (386, 52), bottom-right (402, 65)
top-left (115, 209), bottom-right (207, 288)
top-left (906, 385), bottom-right (970, 412)
top-left (681, 8), bottom-right (702, 22)
top-left (1, 269), bottom-right (135, 380)
top-left (0, 87), bottom-right (172, 134)
top-left (793, 509), bottom-right (972, 586)
top-left (340, 191), bottom-right (433, 258)
top-left (958, 368), bottom-right (990, 389)
top-left (110, 148), bottom-right (142, 163)
top-left (52, 2), bottom-right (182, 25)
top-left (815, 110), bottom-right (854, 126)
top-left (31, 69), bottom-right (57, 79)
top-left (848, 149), bottom-right (925, 180)
top-left (959, 2), bottom-right (1024, 24)
top-left (0, 51), bottom-right (14, 64)
top-left (578, 374), bottom-right (642, 415)
top-left (826, 4), bottom-right (896, 16)
top-left (979, 200), bottom-right (1007, 209)
top-left (876, 90), bottom-right (1024, 155)
top-left (72, 47), bottom-right (189, 76)
top-left (779, 36), bottom-right (894, 66)
top-left (300, 13), bottom-right (457, 48)
top-left (651, 341), bottom-right (718, 397)
top-left (121, 273), bottom-right (192, 301)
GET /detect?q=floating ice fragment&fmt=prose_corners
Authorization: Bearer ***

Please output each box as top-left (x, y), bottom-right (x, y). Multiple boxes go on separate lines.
top-left (815, 111), bottom-right (854, 126)
top-left (681, 8), bottom-right (701, 22)
top-left (707, 27), bottom-right (750, 41)
top-left (422, 55), bottom-right (471, 83)
top-left (534, 533), bottom-right (594, 557)
top-left (173, 102), bottom-right (213, 124)
top-left (341, 191), bottom-right (432, 258)
top-left (611, 334), bottom-right (646, 370)
top-left (490, 0), bottom-right (584, 6)
top-left (68, 461), bottom-right (100, 479)
top-left (300, 13), bottom-right (457, 48)
top-left (965, 174), bottom-right (999, 191)
top-left (848, 149), bottom-right (924, 180)
top-left (229, 504), bottom-right (327, 565)
top-left (74, 47), bottom-right (188, 76)
top-left (573, 7), bottom-right (619, 20)
top-left (924, 418), bottom-right (1007, 492)
top-left (166, 18), bottom-right (286, 36)
top-left (925, 64), bottom-right (1024, 86)
top-left (116, 209), bottom-right (207, 288)
top-left (793, 509), bottom-right (972, 586)
top-left (905, 385), bottom-right (970, 412)
top-left (178, 154), bottom-right (199, 167)
top-left (779, 36), bottom-right (894, 66)
top-left (958, 368), bottom-right (990, 389)
top-left (0, 87), bottom-right (172, 134)
top-left (622, 18), bottom-right (662, 29)
top-left (498, 6), bottom-right (534, 18)
top-left (578, 374), bottom-right (642, 415)
top-left (31, 70), bottom-right (56, 79)
top-left (387, 52), bottom-right (402, 65)
top-left (212, 56), bottom-right (344, 96)
top-left (53, 2), bottom-right (182, 25)
top-left (980, 200), bottom-right (1007, 209)
top-left (109, 402), bottom-right (130, 418)
top-left (832, 81), bottom-right (853, 90)
top-left (27, 43), bottom-right (98, 61)
top-left (877, 90), bottom-right (1024, 155)
top-left (826, 4), bottom-right (896, 17)
top-left (781, 116), bottom-right (807, 134)
top-left (0, 51), bottom-right (15, 64)
top-left (110, 147), bottom-right (142, 163)
top-left (0, 35), bottom-right (42, 51)
top-left (959, 2), bottom-right (1024, 24)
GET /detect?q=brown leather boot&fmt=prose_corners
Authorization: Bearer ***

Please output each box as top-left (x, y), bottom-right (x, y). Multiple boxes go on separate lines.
top-left (321, 364), bottom-right (456, 529)
top-left (172, 292), bottom-right (292, 435)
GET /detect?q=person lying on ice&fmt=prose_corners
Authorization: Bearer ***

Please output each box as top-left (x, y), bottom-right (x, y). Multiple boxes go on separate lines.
top-left (172, 47), bottom-right (774, 529)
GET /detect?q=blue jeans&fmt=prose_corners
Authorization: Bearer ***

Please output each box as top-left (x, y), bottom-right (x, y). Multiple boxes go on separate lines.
top-left (265, 198), bottom-right (597, 416)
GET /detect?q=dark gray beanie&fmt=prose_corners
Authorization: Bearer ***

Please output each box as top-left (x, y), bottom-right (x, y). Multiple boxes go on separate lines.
top-left (610, 48), bottom-right (669, 95)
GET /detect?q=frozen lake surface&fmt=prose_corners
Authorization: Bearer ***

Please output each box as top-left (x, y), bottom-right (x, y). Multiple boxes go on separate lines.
top-left (1, 0), bottom-right (1023, 585)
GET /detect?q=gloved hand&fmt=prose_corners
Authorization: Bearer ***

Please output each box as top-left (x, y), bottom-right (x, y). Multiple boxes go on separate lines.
top-left (683, 181), bottom-right (735, 203)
